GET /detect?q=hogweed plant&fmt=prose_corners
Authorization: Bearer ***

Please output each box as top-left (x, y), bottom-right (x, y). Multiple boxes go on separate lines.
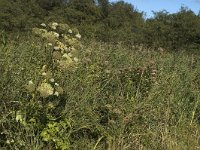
top-left (16, 22), bottom-right (82, 149)
top-left (29, 22), bottom-right (82, 98)
top-left (32, 22), bottom-right (81, 71)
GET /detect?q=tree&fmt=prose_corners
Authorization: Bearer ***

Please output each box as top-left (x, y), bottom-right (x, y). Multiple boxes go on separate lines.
top-left (36, 0), bottom-right (64, 10)
top-left (98, 0), bottom-right (109, 18)
top-left (145, 7), bottom-right (200, 49)
top-left (65, 0), bottom-right (101, 24)
top-left (0, 0), bottom-right (47, 30)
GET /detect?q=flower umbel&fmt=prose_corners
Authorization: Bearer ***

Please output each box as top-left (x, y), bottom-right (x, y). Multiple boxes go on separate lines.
top-left (37, 83), bottom-right (54, 98)
top-left (26, 80), bottom-right (35, 93)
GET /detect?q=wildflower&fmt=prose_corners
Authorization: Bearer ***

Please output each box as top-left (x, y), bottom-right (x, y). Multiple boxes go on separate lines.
top-left (51, 26), bottom-right (56, 30)
top-left (70, 38), bottom-right (78, 46)
top-left (58, 59), bottom-right (73, 69)
top-left (62, 53), bottom-right (69, 58)
top-left (68, 53), bottom-right (73, 57)
top-left (41, 23), bottom-right (46, 27)
top-left (6, 139), bottom-right (14, 144)
top-left (151, 72), bottom-right (157, 75)
top-left (55, 83), bottom-right (59, 86)
top-left (42, 72), bottom-right (47, 76)
top-left (29, 80), bottom-right (34, 85)
top-left (6, 140), bottom-right (11, 144)
top-left (48, 102), bottom-right (55, 109)
top-left (64, 46), bottom-right (70, 52)
top-left (16, 111), bottom-right (23, 122)
top-left (37, 83), bottom-right (54, 98)
top-left (54, 91), bottom-right (59, 96)
top-left (11, 139), bottom-right (14, 143)
top-left (26, 80), bottom-right (35, 92)
top-left (74, 57), bottom-right (79, 62)
top-left (48, 43), bottom-right (53, 46)
top-left (49, 22), bottom-right (58, 30)
top-left (54, 32), bottom-right (59, 38)
top-left (32, 28), bottom-right (47, 35)
top-left (41, 32), bottom-right (58, 43)
top-left (56, 41), bottom-right (65, 51)
top-left (64, 56), bottom-right (73, 63)
top-left (42, 65), bottom-right (47, 72)
top-left (52, 22), bottom-right (58, 27)
top-left (75, 33), bottom-right (81, 39)
top-left (67, 39), bottom-right (74, 46)
top-left (38, 29), bottom-right (48, 34)
top-left (54, 46), bottom-right (60, 51)
top-left (47, 31), bottom-right (59, 38)
top-left (68, 29), bottom-right (72, 34)
top-left (49, 78), bottom-right (55, 83)
top-left (50, 31), bottom-right (59, 37)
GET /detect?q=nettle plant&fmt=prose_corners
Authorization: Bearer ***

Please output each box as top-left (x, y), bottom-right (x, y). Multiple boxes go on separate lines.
top-left (16, 22), bottom-right (82, 149)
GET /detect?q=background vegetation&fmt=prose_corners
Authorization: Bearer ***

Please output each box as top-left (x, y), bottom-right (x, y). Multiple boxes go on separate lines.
top-left (1, 0), bottom-right (200, 49)
top-left (1, 0), bottom-right (200, 150)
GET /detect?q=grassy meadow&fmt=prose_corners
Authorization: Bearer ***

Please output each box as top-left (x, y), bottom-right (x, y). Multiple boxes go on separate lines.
top-left (1, 29), bottom-right (200, 150)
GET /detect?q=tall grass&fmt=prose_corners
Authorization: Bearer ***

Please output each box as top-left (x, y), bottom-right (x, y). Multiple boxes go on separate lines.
top-left (1, 33), bottom-right (200, 149)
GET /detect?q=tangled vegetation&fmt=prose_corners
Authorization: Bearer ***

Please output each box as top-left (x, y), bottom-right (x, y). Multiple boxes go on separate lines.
top-left (1, 21), bottom-right (200, 149)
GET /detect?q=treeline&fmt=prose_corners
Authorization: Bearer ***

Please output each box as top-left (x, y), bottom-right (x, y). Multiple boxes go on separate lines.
top-left (1, 0), bottom-right (200, 49)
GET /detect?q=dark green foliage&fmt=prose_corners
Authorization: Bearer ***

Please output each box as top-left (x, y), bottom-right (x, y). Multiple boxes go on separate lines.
top-left (66, 0), bottom-right (101, 23)
top-left (145, 7), bottom-right (200, 49)
top-left (98, 0), bottom-right (109, 18)
top-left (36, 0), bottom-right (64, 10)
top-left (0, 1), bottom-right (200, 50)
top-left (0, 0), bottom-right (45, 31)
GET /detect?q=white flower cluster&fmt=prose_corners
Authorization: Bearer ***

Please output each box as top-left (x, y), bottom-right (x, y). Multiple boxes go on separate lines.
top-left (32, 22), bottom-right (81, 70)
top-left (26, 65), bottom-right (63, 98)
top-left (50, 22), bottom-right (59, 30)
top-left (37, 82), bottom-right (54, 98)
top-left (27, 22), bottom-right (82, 98)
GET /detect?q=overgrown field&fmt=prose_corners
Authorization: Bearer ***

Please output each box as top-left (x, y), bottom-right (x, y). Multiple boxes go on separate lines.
top-left (1, 31), bottom-right (200, 149)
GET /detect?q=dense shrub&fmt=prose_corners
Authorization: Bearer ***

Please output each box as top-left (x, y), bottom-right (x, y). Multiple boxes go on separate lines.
top-left (1, 1), bottom-right (200, 50)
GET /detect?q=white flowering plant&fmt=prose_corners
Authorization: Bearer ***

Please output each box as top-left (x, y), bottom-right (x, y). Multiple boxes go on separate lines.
top-left (28, 22), bottom-right (82, 99)
top-left (12, 22), bottom-right (84, 149)
top-left (32, 22), bottom-right (81, 71)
